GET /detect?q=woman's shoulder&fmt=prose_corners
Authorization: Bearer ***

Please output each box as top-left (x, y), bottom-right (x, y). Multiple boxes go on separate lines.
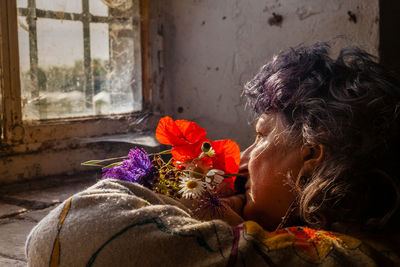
top-left (236, 221), bottom-right (400, 266)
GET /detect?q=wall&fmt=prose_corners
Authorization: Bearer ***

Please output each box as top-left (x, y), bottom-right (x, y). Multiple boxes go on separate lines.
top-left (159, 0), bottom-right (379, 149)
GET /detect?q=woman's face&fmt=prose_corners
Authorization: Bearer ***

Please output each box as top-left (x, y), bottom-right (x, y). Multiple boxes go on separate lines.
top-left (240, 114), bottom-right (304, 230)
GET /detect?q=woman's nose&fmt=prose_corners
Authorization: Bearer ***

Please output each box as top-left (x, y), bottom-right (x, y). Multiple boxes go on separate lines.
top-left (239, 146), bottom-right (251, 172)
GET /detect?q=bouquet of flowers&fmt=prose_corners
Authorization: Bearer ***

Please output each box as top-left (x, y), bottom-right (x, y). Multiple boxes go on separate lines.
top-left (83, 116), bottom-right (241, 213)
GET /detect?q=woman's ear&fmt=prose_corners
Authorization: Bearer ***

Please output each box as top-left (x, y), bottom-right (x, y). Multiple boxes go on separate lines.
top-left (300, 143), bottom-right (325, 177)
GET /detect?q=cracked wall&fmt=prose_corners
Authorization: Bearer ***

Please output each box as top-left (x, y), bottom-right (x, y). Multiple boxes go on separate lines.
top-left (159, 0), bottom-right (379, 149)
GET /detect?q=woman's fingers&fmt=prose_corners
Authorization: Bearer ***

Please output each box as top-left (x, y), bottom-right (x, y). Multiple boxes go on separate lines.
top-left (176, 191), bottom-right (246, 226)
top-left (222, 206), bottom-right (245, 226)
top-left (196, 202), bottom-right (244, 226)
top-left (222, 194), bottom-right (246, 215)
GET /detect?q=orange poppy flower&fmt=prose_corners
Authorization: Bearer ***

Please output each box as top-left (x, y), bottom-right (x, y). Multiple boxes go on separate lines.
top-left (209, 140), bottom-right (240, 175)
top-left (155, 116), bottom-right (207, 146)
top-left (171, 139), bottom-right (240, 173)
top-left (171, 140), bottom-right (209, 164)
top-left (155, 117), bottom-right (241, 188)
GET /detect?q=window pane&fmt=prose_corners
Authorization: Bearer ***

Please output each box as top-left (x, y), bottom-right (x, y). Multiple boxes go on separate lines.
top-left (17, 0), bottom-right (141, 120)
top-left (17, 16), bottom-right (34, 118)
top-left (17, 0), bottom-right (27, 8)
top-left (37, 19), bottom-right (84, 70)
top-left (91, 23), bottom-right (110, 115)
top-left (90, 0), bottom-right (108, 16)
top-left (17, 17), bottom-right (30, 73)
top-left (20, 18), bottom-right (87, 120)
top-left (36, 0), bottom-right (82, 13)
top-left (109, 19), bottom-right (142, 113)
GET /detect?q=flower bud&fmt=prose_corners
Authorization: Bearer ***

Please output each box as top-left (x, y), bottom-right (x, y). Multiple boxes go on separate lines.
top-left (201, 142), bottom-right (212, 152)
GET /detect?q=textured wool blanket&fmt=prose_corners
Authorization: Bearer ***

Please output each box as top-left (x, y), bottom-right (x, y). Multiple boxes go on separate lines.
top-left (26, 179), bottom-right (399, 266)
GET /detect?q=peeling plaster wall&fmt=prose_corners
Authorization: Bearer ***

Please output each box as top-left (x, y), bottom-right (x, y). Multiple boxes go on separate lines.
top-left (160, 0), bottom-right (379, 149)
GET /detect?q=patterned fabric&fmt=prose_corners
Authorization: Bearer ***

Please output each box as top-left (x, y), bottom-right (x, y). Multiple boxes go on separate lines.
top-left (26, 179), bottom-right (399, 267)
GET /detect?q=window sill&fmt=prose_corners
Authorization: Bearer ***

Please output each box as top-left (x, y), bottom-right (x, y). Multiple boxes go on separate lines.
top-left (0, 132), bottom-right (162, 184)
top-left (78, 131), bottom-right (160, 148)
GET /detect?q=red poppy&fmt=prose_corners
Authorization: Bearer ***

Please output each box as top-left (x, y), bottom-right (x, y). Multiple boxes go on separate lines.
top-left (155, 117), bottom-right (241, 188)
top-left (171, 139), bottom-right (209, 164)
top-left (155, 116), bottom-right (207, 146)
top-left (171, 140), bottom-right (240, 173)
top-left (209, 140), bottom-right (240, 175)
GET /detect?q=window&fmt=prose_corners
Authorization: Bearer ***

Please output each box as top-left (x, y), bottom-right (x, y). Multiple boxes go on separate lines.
top-left (0, 0), bottom-right (150, 148)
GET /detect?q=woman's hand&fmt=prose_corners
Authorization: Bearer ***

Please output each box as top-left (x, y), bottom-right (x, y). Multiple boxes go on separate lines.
top-left (179, 193), bottom-right (246, 226)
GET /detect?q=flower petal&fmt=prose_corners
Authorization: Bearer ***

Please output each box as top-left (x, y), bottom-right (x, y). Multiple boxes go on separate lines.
top-left (155, 116), bottom-right (185, 145)
top-left (210, 140), bottom-right (241, 174)
top-left (175, 120), bottom-right (207, 144)
top-left (171, 140), bottom-right (206, 163)
top-left (155, 116), bottom-right (207, 146)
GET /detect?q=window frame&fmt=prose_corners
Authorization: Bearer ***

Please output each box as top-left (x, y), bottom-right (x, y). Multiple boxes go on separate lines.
top-left (0, 0), bottom-right (151, 150)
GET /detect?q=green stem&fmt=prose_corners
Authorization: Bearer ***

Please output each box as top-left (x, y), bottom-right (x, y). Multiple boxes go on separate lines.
top-left (182, 170), bottom-right (205, 177)
top-left (223, 173), bottom-right (243, 177)
top-left (165, 157), bottom-right (174, 166)
top-left (102, 161), bottom-right (123, 170)
top-left (81, 156), bottom-right (129, 167)
top-left (149, 149), bottom-right (171, 156)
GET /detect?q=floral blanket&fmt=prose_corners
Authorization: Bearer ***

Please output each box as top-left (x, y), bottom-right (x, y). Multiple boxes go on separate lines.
top-left (26, 179), bottom-right (399, 266)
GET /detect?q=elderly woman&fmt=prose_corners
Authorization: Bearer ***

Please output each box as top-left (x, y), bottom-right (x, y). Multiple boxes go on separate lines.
top-left (26, 43), bottom-right (400, 266)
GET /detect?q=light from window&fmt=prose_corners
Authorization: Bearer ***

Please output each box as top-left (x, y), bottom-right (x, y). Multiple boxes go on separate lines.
top-left (17, 0), bottom-right (142, 120)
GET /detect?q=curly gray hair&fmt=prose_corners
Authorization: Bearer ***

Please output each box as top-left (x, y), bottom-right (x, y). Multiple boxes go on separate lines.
top-left (243, 42), bottom-right (400, 229)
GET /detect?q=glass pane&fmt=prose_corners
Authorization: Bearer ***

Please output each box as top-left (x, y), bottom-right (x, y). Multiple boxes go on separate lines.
top-left (90, 0), bottom-right (108, 16)
top-left (36, 0), bottom-right (82, 13)
top-left (37, 19), bottom-right (83, 69)
top-left (17, 0), bottom-right (141, 120)
top-left (108, 17), bottom-right (141, 113)
top-left (17, 0), bottom-right (27, 8)
top-left (19, 18), bottom-right (87, 120)
top-left (91, 23), bottom-right (110, 115)
top-left (17, 17), bottom-right (30, 73)
top-left (17, 16), bottom-right (33, 118)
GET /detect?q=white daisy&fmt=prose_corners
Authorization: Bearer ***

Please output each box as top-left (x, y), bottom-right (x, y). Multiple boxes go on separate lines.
top-left (205, 169), bottom-right (225, 188)
top-left (178, 177), bottom-right (206, 199)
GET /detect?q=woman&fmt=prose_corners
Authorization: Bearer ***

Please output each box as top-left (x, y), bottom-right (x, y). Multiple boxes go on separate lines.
top-left (26, 43), bottom-right (400, 266)
top-left (241, 42), bottom-right (400, 234)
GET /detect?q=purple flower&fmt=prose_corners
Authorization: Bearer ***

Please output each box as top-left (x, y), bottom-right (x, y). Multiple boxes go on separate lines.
top-left (102, 148), bottom-right (154, 184)
top-left (194, 189), bottom-right (228, 218)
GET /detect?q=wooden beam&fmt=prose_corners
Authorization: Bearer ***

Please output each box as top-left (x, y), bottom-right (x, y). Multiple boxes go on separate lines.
top-left (82, 0), bottom-right (93, 110)
top-left (140, 0), bottom-right (152, 109)
top-left (0, 0), bottom-right (23, 144)
top-left (17, 8), bottom-right (137, 25)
